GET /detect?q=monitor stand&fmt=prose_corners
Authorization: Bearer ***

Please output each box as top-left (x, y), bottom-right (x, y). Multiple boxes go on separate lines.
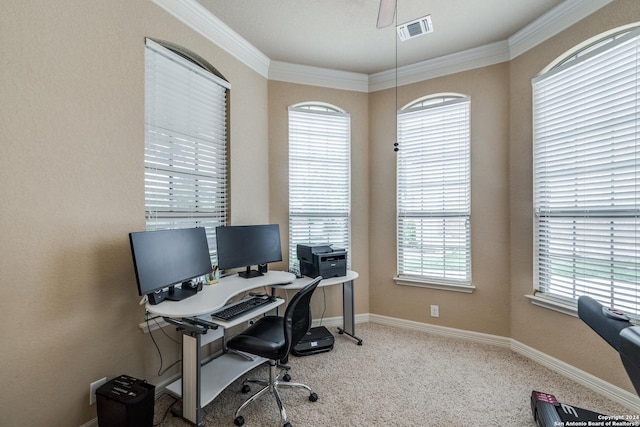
top-left (238, 266), bottom-right (264, 279)
top-left (166, 285), bottom-right (197, 301)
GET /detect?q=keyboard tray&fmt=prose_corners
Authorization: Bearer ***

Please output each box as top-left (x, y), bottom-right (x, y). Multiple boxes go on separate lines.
top-left (211, 296), bottom-right (275, 321)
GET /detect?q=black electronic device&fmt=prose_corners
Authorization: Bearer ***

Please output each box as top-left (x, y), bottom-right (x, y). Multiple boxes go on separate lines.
top-left (292, 326), bottom-right (335, 356)
top-left (531, 296), bottom-right (640, 427)
top-left (216, 224), bottom-right (282, 279)
top-left (96, 375), bottom-right (154, 427)
top-left (129, 227), bottom-right (212, 305)
top-left (297, 244), bottom-right (347, 279)
top-left (297, 244), bottom-right (334, 263)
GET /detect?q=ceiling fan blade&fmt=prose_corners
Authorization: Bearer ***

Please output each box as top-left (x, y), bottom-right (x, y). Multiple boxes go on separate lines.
top-left (376, 0), bottom-right (396, 29)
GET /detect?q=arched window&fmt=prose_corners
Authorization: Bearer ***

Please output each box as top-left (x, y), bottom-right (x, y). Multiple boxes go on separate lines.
top-left (144, 39), bottom-right (229, 263)
top-left (288, 103), bottom-right (351, 271)
top-left (396, 94), bottom-right (471, 286)
top-left (533, 26), bottom-right (640, 314)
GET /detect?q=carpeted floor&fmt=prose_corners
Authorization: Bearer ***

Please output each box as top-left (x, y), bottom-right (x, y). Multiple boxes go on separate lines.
top-left (153, 322), bottom-right (637, 426)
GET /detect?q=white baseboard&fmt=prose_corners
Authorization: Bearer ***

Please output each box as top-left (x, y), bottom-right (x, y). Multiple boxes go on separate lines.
top-left (79, 418), bottom-right (98, 427)
top-left (369, 313), bottom-right (511, 348)
top-left (511, 340), bottom-right (640, 413)
top-left (368, 313), bottom-right (640, 414)
top-left (312, 313), bottom-right (369, 329)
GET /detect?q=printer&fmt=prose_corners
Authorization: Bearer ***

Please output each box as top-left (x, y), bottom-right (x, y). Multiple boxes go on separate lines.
top-left (296, 244), bottom-right (347, 278)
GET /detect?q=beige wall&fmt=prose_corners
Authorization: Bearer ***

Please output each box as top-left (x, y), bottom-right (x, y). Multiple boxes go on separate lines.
top-left (368, 63), bottom-right (512, 336)
top-left (267, 81), bottom-right (370, 318)
top-left (367, 0), bottom-right (640, 395)
top-left (509, 0), bottom-right (640, 393)
top-left (2, 1), bottom-right (640, 425)
top-left (0, 1), bottom-right (269, 425)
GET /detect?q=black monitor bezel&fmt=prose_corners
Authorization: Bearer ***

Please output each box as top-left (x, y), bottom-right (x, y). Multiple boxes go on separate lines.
top-left (215, 224), bottom-right (283, 278)
top-left (129, 227), bottom-right (212, 297)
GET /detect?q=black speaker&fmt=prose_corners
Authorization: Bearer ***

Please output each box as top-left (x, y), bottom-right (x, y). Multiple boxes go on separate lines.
top-left (147, 289), bottom-right (168, 305)
top-left (258, 263), bottom-right (268, 274)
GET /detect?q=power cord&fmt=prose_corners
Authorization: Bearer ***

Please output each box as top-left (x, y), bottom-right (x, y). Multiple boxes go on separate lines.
top-left (145, 312), bottom-right (182, 376)
top-left (318, 286), bottom-right (327, 326)
top-left (153, 393), bottom-right (178, 426)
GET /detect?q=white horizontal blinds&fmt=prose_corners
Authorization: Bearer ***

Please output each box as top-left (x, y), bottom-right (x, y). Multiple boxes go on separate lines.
top-left (397, 97), bottom-right (471, 284)
top-left (533, 28), bottom-right (640, 314)
top-left (288, 105), bottom-right (351, 270)
top-left (145, 39), bottom-right (229, 261)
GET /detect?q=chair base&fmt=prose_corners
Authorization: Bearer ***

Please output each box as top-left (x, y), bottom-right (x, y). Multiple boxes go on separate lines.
top-left (233, 360), bottom-right (318, 427)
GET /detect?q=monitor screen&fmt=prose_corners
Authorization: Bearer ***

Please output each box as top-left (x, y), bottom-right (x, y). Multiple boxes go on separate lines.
top-left (216, 224), bottom-right (282, 278)
top-left (129, 227), bottom-right (212, 299)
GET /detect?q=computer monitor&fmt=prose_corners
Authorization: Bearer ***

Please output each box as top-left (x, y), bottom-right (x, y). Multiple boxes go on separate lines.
top-left (216, 224), bottom-right (283, 278)
top-left (129, 227), bottom-right (212, 302)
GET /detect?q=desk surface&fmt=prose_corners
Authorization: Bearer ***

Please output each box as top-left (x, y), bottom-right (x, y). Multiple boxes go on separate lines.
top-left (146, 271), bottom-right (296, 318)
top-left (274, 270), bottom-right (359, 290)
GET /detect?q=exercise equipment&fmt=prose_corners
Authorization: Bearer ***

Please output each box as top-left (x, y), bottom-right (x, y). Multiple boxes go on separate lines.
top-left (531, 296), bottom-right (640, 427)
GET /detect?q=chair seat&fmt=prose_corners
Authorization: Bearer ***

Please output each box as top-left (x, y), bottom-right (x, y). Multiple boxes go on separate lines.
top-left (225, 277), bottom-right (322, 426)
top-left (228, 316), bottom-right (286, 360)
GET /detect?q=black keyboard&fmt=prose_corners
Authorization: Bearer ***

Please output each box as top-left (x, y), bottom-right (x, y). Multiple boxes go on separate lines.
top-left (211, 296), bottom-right (274, 321)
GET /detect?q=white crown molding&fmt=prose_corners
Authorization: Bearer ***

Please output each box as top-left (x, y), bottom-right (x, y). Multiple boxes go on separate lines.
top-left (152, 0), bottom-right (270, 78)
top-left (269, 61), bottom-right (370, 93)
top-left (508, 0), bottom-right (615, 59)
top-left (368, 41), bottom-right (510, 92)
top-left (154, 0), bottom-right (613, 92)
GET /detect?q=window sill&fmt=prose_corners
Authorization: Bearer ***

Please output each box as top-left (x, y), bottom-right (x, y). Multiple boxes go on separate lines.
top-left (525, 294), bottom-right (578, 318)
top-left (394, 277), bottom-right (475, 293)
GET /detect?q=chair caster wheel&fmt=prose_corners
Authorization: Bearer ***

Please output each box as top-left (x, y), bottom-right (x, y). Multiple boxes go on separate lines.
top-left (283, 373), bottom-right (291, 382)
top-left (309, 392), bottom-right (319, 402)
top-left (234, 415), bottom-right (245, 426)
top-left (283, 422), bottom-right (292, 427)
top-left (241, 384), bottom-right (251, 393)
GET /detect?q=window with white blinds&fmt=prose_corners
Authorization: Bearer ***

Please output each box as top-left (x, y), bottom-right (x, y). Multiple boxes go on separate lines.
top-left (533, 27), bottom-right (640, 315)
top-left (144, 39), bottom-right (229, 262)
top-left (396, 96), bottom-right (471, 285)
top-left (288, 104), bottom-right (351, 270)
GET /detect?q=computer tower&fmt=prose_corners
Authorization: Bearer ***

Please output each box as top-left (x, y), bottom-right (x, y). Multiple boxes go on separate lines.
top-left (96, 375), bottom-right (154, 427)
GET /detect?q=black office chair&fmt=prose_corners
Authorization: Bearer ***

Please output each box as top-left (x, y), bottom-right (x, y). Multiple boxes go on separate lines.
top-left (227, 276), bottom-right (322, 427)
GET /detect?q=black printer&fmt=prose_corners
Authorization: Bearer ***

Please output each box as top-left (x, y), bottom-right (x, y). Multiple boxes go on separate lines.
top-left (297, 244), bottom-right (347, 278)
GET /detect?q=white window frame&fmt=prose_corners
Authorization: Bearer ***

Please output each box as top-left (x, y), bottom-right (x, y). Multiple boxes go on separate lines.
top-left (144, 39), bottom-right (229, 263)
top-left (288, 103), bottom-right (351, 272)
top-left (532, 27), bottom-right (640, 316)
top-left (394, 95), bottom-right (473, 292)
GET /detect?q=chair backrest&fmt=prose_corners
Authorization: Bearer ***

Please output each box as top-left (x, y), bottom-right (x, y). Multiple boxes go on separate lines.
top-left (282, 276), bottom-right (322, 358)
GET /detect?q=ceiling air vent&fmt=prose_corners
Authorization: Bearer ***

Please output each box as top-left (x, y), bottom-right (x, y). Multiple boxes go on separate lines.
top-left (397, 15), bottom-right (433, 42)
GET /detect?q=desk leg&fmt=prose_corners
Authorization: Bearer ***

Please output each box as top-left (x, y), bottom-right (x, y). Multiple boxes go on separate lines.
top-left (337, 280), bottom-right (363, 345)
top-left (181, 333), bottom-right (203, 426)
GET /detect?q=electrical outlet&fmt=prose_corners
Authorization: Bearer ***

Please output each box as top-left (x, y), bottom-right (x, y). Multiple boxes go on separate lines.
top-left (89, 377), bottom-right (107, 405)
top-left (430, 305), bottom-right (439, 318)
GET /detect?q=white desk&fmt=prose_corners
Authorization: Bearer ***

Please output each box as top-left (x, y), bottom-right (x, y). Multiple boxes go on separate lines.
top-left (274, 270), bottom-right (362, 345)
top-left (146, 271), bottom-right (295, 426)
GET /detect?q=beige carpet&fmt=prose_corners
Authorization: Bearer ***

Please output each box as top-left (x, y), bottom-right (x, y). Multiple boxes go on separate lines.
top-left (153, 322), bottom-right (637, 426)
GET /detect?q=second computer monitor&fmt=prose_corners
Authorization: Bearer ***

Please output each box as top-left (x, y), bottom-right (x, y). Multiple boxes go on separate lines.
top-left (216, 224), bottom-right (283, 278)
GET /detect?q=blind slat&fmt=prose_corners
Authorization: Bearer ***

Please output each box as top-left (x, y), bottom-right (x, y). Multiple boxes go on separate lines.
top-left (533, 28), bottom-right (640, 314)
top-left (288, 106), bottom-right (351, 270)
top-left (145, 39), bottom-right (228, 263)
top-left (397, 97), bottom-right (471, 284)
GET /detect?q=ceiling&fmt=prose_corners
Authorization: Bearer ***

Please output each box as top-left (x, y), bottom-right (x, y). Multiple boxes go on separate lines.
top-left (196, 0), bottom-right (565, 75)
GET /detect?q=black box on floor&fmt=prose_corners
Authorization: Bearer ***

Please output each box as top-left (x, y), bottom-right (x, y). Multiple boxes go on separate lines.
top-left (96, 374), bottom-right (155, 427)
top-left (292, 326), bottom-right (334, 356)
